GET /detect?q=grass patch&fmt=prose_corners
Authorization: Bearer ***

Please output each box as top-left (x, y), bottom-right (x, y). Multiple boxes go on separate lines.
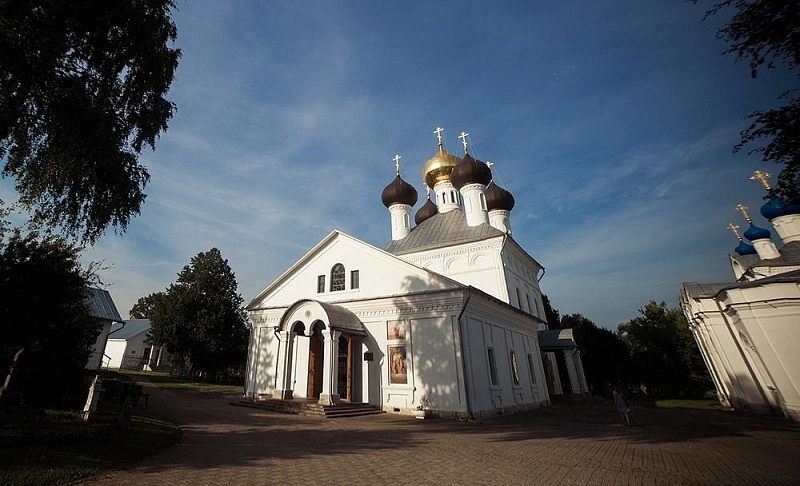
top-left (0, 408), bottom-right (181, 486)
top-left (120, 370), bottom-right (242, 392)
top-left (653, 399), bottom-right (721, 410)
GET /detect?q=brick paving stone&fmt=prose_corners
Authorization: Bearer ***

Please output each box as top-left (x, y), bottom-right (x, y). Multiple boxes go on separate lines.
top-left (85, 378), bottom-right (800, 486)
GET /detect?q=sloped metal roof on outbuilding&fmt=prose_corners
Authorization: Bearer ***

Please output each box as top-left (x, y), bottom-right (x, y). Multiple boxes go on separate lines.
top-left (109, 319), bottom-right (151, 340)
top-left (538, 328), bottom-right (578, 350)
top-left (86, 287), bottom-right (122, 322)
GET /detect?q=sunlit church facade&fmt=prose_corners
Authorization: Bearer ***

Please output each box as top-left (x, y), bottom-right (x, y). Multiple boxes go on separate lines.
top-left (244, 130), bottom-right (588, 418)
top-left (681, 171), bottom-right (800, 422)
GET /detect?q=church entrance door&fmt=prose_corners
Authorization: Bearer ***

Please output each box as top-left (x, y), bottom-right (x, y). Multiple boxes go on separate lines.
top-left (307, 333), bottom-right (324, 398)
top-left (337, 336), bottom-right (352, 401)
top-left (542, 354), bottom-right (556, 395)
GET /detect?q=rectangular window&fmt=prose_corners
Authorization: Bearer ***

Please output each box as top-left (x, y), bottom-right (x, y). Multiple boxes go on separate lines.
top-left (487, 348), bottom-right (498, 386)
top-left (526, 294), bottom-right (532, 315)
top-left (515, 288), bottom-right (522, 310)
top-left (510, 350), bottom-right (520, 385)
top-left (317, 275), bottom-right (325, 293)
top-left (351, 270), bottom-right (359, 289)
top-left (527, 354), bottom-right (537, 385)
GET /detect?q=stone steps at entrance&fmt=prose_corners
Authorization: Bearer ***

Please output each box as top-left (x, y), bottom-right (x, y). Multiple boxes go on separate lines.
top-left (231, 398), bottom-right (385, 419)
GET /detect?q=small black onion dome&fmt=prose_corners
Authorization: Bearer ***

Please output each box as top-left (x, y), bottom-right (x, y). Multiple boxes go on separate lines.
top-left (451, 152), bottom-right (492, 190)
top-left (381, 175), bottom-right (418, 208)
top-left (415, 196), bottom-right (438, 225)
top-left (485, 182), bottom-right (515, 211)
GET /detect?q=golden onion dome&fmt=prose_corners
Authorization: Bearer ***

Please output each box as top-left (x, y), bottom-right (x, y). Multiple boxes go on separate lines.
top-left (422, 145), bottom-right (462, 189)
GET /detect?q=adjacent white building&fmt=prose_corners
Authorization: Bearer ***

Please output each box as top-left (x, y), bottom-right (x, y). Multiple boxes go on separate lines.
top-left (244, 131), bottom-right (589, 419)
top-left (103, 319), bottom-right (167, 370)
top-left (681, 171), bottom-right (800, 422)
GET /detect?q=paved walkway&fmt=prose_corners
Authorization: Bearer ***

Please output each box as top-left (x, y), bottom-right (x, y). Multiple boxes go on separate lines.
top-left (88, 379), bottom-right (800, 486)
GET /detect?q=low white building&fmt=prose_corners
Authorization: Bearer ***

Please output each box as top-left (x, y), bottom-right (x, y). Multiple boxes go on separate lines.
top-left (244, 133), bottom-right (588, 418)
top-left (681, 171), bottom-right (800, 421)
top-left (104, 319), bottom-right (167, 370)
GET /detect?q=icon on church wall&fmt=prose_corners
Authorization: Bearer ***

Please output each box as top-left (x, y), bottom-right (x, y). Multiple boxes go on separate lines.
top-left (387, 320), bottom-right (407, 340)
top-left (389, 346), bottom-right (408, 384)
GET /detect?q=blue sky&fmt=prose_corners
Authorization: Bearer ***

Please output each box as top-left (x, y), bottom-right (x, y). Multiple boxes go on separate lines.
top-left (2, 0), bottom-right (794, 328)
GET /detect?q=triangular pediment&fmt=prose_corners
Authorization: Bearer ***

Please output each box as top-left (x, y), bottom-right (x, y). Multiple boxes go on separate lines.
top-left (246, 231), bottom-right (463, 310)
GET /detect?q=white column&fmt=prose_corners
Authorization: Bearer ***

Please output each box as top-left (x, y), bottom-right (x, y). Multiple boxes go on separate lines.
top-left (389, 204), bottom-right (412, 240)
top-left (319, 328), bottom-right (341, 405)
top-left (771, 214), bottom-right (800, 244)
top-left (488, 209), bottom-right (511, 234)
top-left (460, 183), bottom-right (489, 227)
top-left (433, 180), bottom-right (460, 213)
top-left (563, 350), bottom-right (581, 395)
top-left (272, 330), bottom-right (294, 399)
top-left (751, 238), bottom-right (781, 260)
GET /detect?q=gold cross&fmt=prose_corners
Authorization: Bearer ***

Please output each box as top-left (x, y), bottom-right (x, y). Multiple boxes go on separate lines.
top-left (727, 222), bottom-right (742, 241)
top-left (458, 131), bottom-right (470, 154)
top-left (433, 127), bottom-right (444, 147)
top-left (750, 170), bottom-right (772, 191)
top-left (735, 204), bottom-right (752, 223)
top-left (393, 154), bottom-right (402, 175)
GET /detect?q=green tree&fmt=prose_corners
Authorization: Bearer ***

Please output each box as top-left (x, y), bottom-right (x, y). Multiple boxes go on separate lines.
top-left (617, 301), bottom-right (711, 396)
top-left (561, 313), bottom-right (630, 395)
top-left (0, 231), bottom-right (99, 409)
top-left (0, 0), bottom-right (181, 242)
top-left (138, 248), bottom-right (249, 372)
top-left (694, 0), bottom-right (800, 204)
top-left (129, 291), bottom-right (168, 320)
top-left (541, 294), bottom-right (561, 328)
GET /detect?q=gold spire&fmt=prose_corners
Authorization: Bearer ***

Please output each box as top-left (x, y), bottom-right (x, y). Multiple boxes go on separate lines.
top-left (750, 170), bottom-right (772, 191)
top-left (735, 204), bottom-right (752, 223)
top-left (393, 154), bottom-right (402, 176)
top-left (727, 222), bottom-right (742, 241)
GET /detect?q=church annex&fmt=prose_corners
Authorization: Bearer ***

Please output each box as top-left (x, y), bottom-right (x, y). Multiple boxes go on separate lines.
top-left (243, 129), bottom-right (588, 419)
top-left (681, 171), bottom-right (800, 422)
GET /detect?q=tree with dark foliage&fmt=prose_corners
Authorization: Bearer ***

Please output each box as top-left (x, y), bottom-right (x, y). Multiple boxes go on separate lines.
top-left (561, 313), bottom-right (630, 395)
top-left (0, 0), bottom-right (181, 242)
top-left (617, 301), bottom-right (711, 396)
top-left (695, 0), bottom-right (800, 204)
top-left (135, 249), bottom-right (249, 372)
top-left (0, 231), bottom-right (99, 409)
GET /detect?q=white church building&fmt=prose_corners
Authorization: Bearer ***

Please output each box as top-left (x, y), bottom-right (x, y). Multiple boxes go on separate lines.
top-left (681, 171), bottom-right (800, 422)
top-left (244, 130), bottom-right (589, 418)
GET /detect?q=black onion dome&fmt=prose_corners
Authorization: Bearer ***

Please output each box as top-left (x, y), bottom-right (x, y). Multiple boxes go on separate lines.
top-left (381, 175), bottom-right (418, 208)
top-left (415, 196), bottom-right (438, 225)
top-left (450, 152), bottom-right (492, 190)
top-left (485, 182), bottom-right (515, 211)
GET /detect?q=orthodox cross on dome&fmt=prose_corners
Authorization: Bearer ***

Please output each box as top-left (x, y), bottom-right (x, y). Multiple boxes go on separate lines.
top-left (735, 204), bottom-right (752, 223)
top-left (750, 170), bottom-right (773, 191)
top-left (425, 185), bottom-right (431, 199)
top-left (433, 127), bottom-right (444, 147)
top-left (459, 131), bottom-right (470, 154)
top-left (486, 160), bottom-right (494, 168)
top-left (727, 222), bottom-right (742, 241)
top-left (393, 154), bottom-right (402, 175)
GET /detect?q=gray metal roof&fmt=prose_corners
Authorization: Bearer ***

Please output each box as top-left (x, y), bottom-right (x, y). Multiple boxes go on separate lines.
top-left (382, 210), bottom-right (504, 255)
top-left (109, 319), bottom-right (151, 341)
top-left (683, 269), bottom-right (800, 299)
top-left (682, 282), bottom-right (731, 299)
top-left (731, 240), bottom-right (800, 271)
top-left (317, 301), bottom-right (365, 335)
top-left (86, 288), bottom-right (122, 322)
top-left (538, 328), bottom-right (577, 350)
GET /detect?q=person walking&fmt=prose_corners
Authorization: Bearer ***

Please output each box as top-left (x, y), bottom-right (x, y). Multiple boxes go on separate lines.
top-left (613, 385), bottom-right (631, 426)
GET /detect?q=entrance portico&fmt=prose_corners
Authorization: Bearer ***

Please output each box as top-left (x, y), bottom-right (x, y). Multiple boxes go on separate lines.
top-left (272, 300), bottom-right (365, 406)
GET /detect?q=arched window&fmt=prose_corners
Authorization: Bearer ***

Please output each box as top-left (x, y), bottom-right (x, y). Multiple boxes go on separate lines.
top-left (330, 263), bottom-right (345, 291)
